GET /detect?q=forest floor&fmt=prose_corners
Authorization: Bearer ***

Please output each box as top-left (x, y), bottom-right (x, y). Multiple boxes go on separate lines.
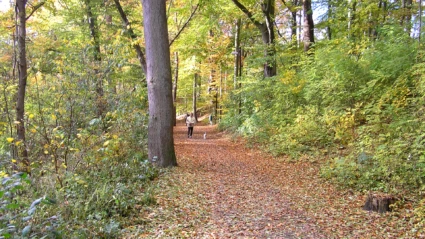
top-left (123, 122), bottom-right (421, 238)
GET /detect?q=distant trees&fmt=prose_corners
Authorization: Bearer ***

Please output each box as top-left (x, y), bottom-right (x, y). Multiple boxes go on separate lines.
top-left (231, 0), bottom-right (277, 77)
top-left (302, 0), bottom-right (314, 52)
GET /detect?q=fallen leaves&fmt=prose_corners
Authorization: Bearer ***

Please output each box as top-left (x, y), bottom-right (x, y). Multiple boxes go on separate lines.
top-left (123, 123), bottom-right (424, 238)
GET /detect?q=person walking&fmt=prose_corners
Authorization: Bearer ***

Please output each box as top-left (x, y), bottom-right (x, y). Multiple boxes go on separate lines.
top-left (186, 112), bottom-right (196, 138)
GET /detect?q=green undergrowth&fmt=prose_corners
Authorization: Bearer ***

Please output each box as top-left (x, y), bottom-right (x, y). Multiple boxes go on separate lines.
top-left (1, 157), bottom-right (158, 238)
top-left (1, 87), bottom-right (159, 237)
top-left (220, 28), bottom-right (425, 227)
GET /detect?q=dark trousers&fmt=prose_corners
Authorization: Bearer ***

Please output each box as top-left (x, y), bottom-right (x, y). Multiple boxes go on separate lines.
top-left (188, 127), bottom-right (193, 137)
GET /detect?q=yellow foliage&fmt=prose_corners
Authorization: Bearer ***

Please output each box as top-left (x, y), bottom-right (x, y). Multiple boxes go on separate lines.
top-left (280, 70), bottom-right (296, 84)
top-left (291, 80), bottom-right (306, 94)
top-left (0, 171), bottom-right (8, 178)
top-left (6, 137), bottom-right (14, 143)
top-left (103, 140), bottom-right (110, 147)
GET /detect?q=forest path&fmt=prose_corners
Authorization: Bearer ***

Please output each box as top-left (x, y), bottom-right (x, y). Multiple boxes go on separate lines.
top-left (124, 124), bottom-right (397, 238)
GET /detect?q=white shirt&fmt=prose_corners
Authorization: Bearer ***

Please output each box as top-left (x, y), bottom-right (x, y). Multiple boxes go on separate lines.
top-left (186, 116), bottom-right (196, 125)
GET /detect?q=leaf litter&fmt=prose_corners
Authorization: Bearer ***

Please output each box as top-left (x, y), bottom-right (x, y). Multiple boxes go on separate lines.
top-left (123, 124), bottom-right (423, 238)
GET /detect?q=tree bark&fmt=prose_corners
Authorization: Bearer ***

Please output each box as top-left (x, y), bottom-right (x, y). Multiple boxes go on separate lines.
top-left (15, 0), bottom-right (29, 172)
top-left (303, 0), bottom-right (314, 52)
top-left (142, 0), bottom-right (177, 167)
top-left (234, 18), bottom-right (241, 89)
top-left (363, 193), bottom-right (397, 213)
top-left (419, 0), bottom-right (423, 44)
top-left (402, 0), bottom-right (413, 34)
top-left (348, 0), bottom-right (357, 39)
top-left (193, 73), bottom-right (198, 122)
top-left (85, 0), bottom-right (105, 117)
top-left (327, 0), bottom-right (332, 40)
top-left (231, 0), bottom-right (276, 77)
top-left (173, 52), bottom-right (178, 126)
top-left (281, 0), bottom-right (299, 42)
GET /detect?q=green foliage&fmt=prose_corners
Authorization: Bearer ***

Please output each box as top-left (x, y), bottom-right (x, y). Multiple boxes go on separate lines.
top-left (0, 0), bottom-right (156, 236)
top-left (0, 172), bottom-right (58, 238)
top-left (220, 24), bottom-right (425, 197)
top-left (49, 158), bottom-right (157, 238)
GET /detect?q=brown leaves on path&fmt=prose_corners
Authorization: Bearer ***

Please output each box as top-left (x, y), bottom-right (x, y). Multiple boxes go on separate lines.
top-left (124, 124), bottom-right (421, 238)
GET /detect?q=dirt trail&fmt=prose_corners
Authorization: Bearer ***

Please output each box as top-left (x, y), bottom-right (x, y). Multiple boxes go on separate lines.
top-left (124, 124), bottom-right (413, 238)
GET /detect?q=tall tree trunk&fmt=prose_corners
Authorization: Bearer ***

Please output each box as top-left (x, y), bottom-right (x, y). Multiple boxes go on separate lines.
top-left (142, 0), bottom-right (177, 167)
top-left (234, 19), bottom-right (243, 114)
top-left (231, 0), bottom-right (276, 77)
top-left (239, 48), bottom-right (243, 114)
top-left (85, 0), bottom-right (105, 117)
top-left (327, 0), bottom-right (332, 40)
top-left (15, 0), bottom-right (29, 172)
top-left (280, 0), bottom-right (299, 42)
top-left (114, 0), bottom-right (147, 74)
top-left (291, 8), bottom-right (297, 41)
top-left (261, 0), bottom-right (276, 77)
top-left (348, 0), bottom-right (357, 39)
top-left (173, 52), bottom-right (178, 126)
top-left (234, 18), bottom-right (241, 89)
top-left (418, 0), bottom-right (422, 44)
top-left (208, 29), bottom-right (216, 95)
top-left (193, 73), bottom-right (198, 122)
top-left (401, 0), bottom-right (413, 34)
top-left (298, 8), bottom-right (302, 47)
top-left (303, 0), bottom-right (315, 52)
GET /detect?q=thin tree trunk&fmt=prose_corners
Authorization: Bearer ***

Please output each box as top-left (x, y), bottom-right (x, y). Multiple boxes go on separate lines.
top-left (193, 73), bottom-right (198, 122)
top-left (418, 0), bottom-right (422, 44)
top-left (231, 0), bottom-right (276, 77)
top-left (234, 18), bottom-right (241, 89)
top-left (142, 0), bottom-right (177, 167)
top-left (173, 52), bottom-right (178, 126)
top-left (261, 0), bottom-right (276, 77)
top-left (15, 0), bottom-right (29, 172)
top-left (303, 0), bottom-right (315, 52)
top-left (327, 0), bottom-right (332, 40)
top-left (401, 0), bottom-right (413, 35)
top-left (114, 0), bottom-right (147, 74)
top-left (291, 9), bottom-right (297, 41)
top-left (348, 0), bottom-right (357, 39)
top-left (280, 0), bottom-right (298, 42)
top-left (298, 9), bottom-right (302, 47)
top-left (85, 0), bottom-right (105, 117)
top-left (208, 29), bottom-right (216, 96)
top-left (239, 48), bottom-right (243, 114)
top-left (405, 0), bottom-right (413, 34)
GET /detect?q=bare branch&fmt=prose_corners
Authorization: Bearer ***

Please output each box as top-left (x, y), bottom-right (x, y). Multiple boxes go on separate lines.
top-left (169, 4), bottom-right (199, 46)
top-left (231, 0), bottom-right (263, 28)
top-left (26, 1), bottom-right (45, 21)
top-left (113, 0), bottom-right (147, 74)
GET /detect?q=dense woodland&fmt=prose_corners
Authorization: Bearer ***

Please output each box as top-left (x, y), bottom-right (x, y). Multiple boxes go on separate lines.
top-left (1, 0), bottom-right (425, 237)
